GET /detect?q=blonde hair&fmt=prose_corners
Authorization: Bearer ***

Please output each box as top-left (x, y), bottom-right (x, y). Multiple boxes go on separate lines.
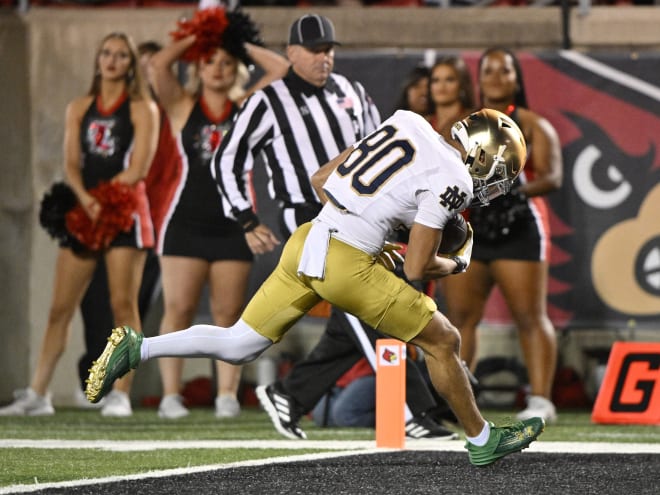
top-left (228, 62), bottom-right (249, 102)
top-left (186, 50), bottom-right (250, 103)
top-left (88, 32), bottom-right (149, 101)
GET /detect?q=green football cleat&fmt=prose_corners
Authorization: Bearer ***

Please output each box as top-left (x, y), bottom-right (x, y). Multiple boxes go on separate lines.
top-left (466, 417), bottom-right (545, 467)
top-left (85, 326), bottom-right (143, 404)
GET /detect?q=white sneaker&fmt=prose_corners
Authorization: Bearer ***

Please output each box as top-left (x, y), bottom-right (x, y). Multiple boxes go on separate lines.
top-left (158, 394), bottom-right (189, 419)
top-left (0, 388), bottom-right (54, 416)
top-left (74, 388), bottom-right (104, 409)
top-left (215, 395), bottom-right (240, 418)
top-left (101, 390), bottom-right (132, 417)
top-left (516, 395), bottom-right (557, 423)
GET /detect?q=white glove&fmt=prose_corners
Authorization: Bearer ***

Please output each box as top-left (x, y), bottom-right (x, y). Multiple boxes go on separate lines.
top-left (447, 222), bottom-right (473, 274)
top-left (376, 242), bottom-right (405, 271)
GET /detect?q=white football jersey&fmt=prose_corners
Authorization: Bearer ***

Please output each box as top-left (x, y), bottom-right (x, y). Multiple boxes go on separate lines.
top-left (318, 110), bottom-right (473, 254)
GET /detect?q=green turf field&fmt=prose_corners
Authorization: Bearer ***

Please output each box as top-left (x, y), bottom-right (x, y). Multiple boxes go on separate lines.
top-left (1, 407), bottom-right (659, 488)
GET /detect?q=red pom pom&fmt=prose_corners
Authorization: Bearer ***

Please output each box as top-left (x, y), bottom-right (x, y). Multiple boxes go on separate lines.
top-left (171, 7), bottom-right (229, 63)
top-left (65, 182), bottom-right (138, 251)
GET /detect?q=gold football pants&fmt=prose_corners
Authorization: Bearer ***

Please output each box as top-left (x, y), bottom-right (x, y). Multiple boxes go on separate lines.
top-left (242, 222), bottom-right (437, 343)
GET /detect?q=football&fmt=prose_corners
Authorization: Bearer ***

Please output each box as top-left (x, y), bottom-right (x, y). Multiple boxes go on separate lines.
top-left (438, 214), bottom-right (468, 254)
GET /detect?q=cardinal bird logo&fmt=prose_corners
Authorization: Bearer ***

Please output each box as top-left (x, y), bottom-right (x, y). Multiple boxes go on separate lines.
top-left (382, 348), bottom-right (398, 364)
top-left (461, 51), bottom-right (660, 328)
top-left (529, 52), bottom-right (660, 326)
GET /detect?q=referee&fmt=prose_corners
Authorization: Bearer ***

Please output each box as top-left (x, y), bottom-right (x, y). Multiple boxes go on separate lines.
top-left (214, 13), bottom-right (380, 252)
top-left (215, 14), bottom-right (455, 440)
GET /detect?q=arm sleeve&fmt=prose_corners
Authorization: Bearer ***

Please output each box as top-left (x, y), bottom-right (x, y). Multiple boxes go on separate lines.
top-left (414, 165), bottom-right (473, 229)
top-left (414, 189), bottom-right (454, 230)
top-left (212, 93), bottom-right (273, 220)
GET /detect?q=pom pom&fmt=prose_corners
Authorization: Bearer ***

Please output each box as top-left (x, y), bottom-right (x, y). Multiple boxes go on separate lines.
top-left (224, 10), bottom-right (263, 65)
top-left (171, 7), bottom-right (230, 63)
top-left (39, 182), bottom-right (86, 252)
top-left (65, 182), bottom-right (138, 251)
top-left (171, 7), bottom-right (262, 65)
top-left (39, 182), bottom-right (77, 240)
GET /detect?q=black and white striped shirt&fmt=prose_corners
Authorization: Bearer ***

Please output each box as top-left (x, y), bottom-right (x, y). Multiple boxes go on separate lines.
top-left (213, 68), bottom-right (380, 228)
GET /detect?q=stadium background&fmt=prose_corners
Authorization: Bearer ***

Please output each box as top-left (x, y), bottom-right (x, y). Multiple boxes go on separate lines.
top-left (1, 5), bottom-right (659, 407)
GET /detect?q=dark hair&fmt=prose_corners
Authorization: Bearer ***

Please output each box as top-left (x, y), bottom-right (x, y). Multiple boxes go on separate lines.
top-left (427, 55), bottom-right (475, 115)
top-left (477, 47), bottom-right (529, 109)
top-left (394, 65), bottom-right (431, 113)
top-left (138, 40), bottom-right (163, 57)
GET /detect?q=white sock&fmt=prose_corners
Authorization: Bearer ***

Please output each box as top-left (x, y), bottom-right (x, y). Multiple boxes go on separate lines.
top-left (140, 320), bottom-right (271, 364)
top-left (140, 340), bottom-right (148, 362)
top-left (466, 421), bottom-right (491, 446)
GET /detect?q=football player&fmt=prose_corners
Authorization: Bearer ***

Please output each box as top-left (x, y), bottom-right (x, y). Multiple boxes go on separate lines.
top-left (86, 108), bottom-right (544, 466)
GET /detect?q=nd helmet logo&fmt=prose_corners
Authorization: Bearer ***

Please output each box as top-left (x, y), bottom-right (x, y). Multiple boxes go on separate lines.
top-left (592, 342), bottom-right (660, 424)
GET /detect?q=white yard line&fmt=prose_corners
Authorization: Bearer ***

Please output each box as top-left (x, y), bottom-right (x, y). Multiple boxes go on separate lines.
top-left (1, 440), bottom-right (659, 494)
top-left (0, 439), bottom-right (374, 451)
top-left (0, 449), bottom-right (379, 494)
top-left (2, 438), bottom-right (660, 453)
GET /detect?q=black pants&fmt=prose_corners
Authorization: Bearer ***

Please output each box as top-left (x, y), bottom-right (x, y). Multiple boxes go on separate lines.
top-left (278, 308), bottom-right (437, 417)
top-left (77, 250), bottom-right (160, 390)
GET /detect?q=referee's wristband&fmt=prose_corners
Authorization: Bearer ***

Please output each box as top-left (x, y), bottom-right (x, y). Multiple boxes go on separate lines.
top-left (450, 256), bottom-right (467, 274)
top-left (235, 209), bottom-right (260, 233)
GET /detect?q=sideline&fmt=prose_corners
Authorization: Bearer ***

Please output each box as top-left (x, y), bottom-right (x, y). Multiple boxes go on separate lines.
top-left (2, 440), bottom-right (660, 494)
top-left (3, 438), bottom-right (660, 453)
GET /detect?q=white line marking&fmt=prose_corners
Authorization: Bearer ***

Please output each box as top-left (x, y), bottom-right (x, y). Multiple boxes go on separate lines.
top-left (0, 439), bottom-right (374, 451)
top-left (2, 438), bottom-right (660, 453)
top-left (559, 50), bottom-right (660, 102)
top-left (0, 450), bottom-right (382, 494)
top-left (1, 440), bottom-right (659, 494)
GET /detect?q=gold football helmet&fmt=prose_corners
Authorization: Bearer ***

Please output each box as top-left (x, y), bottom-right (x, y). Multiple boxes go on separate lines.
top-left (451, 108), bottom-right (527, 206)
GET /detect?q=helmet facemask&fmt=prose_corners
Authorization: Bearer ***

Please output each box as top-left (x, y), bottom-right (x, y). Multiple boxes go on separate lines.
top-left (467, 145), bottom-right (511, 206)
top-left (451, 109), bottom-right (527, 207)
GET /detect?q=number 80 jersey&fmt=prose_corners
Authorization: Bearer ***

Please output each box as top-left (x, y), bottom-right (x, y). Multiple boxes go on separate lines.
top-left (319, 110), bottom-right (474, 255)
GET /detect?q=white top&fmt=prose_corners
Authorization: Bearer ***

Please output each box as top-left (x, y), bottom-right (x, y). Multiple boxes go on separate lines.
top-left (214, 71), bottom-right (380, 218)
top-left (318, 110), bottom-right (473, 255)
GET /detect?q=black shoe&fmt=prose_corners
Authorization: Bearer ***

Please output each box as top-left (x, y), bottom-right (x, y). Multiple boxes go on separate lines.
top-left (256, 384), bottom-right (307, 440)
top-left (406, 413), bottom-right (459, 440)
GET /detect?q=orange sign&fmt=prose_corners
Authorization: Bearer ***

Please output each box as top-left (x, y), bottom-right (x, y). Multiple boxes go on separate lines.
top-left (375, 339), bottom-right (406, 448)
top-left (592, 342), bottom-right (660, 424)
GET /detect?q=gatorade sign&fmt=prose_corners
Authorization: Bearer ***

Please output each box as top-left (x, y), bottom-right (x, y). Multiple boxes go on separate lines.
top-left (592, 342), bottom-right (660, 424)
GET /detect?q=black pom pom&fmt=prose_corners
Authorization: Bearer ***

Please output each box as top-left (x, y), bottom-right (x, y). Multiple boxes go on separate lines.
top-left (224, 10), bottom-right (263, 66)
top-left (38, 182), bottom-right (85, 252)
top-left (39, 182), bottom-right (77, 239)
